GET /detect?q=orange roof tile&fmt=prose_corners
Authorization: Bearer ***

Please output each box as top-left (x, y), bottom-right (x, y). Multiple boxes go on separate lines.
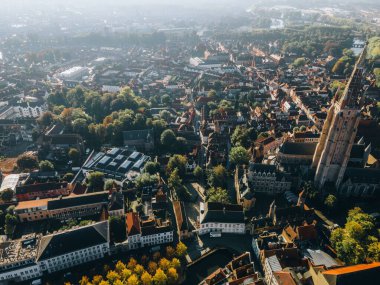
top-left (15, 199), bottom-right (49, 210)
top-left (126, 212), bottom-right (141, 236)
top-left (323, 262), bottom-right (380, 275)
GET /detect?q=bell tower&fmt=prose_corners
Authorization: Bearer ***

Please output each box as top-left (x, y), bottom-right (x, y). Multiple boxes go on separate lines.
top-left (312, 47), bottom-right (367, 190)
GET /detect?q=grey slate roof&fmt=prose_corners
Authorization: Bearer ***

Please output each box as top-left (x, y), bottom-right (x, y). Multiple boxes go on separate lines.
top-left (47, 191), bottom-right (108, 210)
top-left (280, 142), bottom-right (317, 156)
top-left (201, 202), bottom-right (244, 224)
top-left (36, 221), bottom-right (109, 261)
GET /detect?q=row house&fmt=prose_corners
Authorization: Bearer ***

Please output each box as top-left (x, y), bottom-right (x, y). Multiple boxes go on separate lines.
top-left (0, 222), bottom-right (109, 283)
top-left (125, 212), bottom-right (173, 250)
top-left (37, 221), bottom-right (109, 273)
top-left (14, 191), bottom-right (109, 222)
top-left (247, 163), bottom-right (292, 195)
top-left (15, 182), bottom-right (70, 201)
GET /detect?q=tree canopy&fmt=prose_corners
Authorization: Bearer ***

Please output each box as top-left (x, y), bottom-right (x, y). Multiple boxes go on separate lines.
top-left (331, 207), bottom-right (379, 265)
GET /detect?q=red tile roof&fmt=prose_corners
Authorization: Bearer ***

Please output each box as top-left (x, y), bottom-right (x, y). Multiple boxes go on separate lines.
top-left (126, 212), bottom-right (141, 236)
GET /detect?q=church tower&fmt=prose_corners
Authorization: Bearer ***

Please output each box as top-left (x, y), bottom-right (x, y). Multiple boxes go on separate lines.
top-left (312, 47), bottom-right (367, 190)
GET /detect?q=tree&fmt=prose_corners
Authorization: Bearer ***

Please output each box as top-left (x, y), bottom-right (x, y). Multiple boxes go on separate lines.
top-left (144, 161), bottom-right (160, 175)
top-left (0, 188), bottom-right (14, 202)
top-left (166, 155), bottom-right (187, 178)
top-left (148, 261), bottom-right (158, 275)
top-left (167, 268), bottom-right (178, 285)
top-left (38, 111), bottom-right (55, 127)
top-left (367, 242), bottom-right (380, 263)
top-left (141, 271), bottom-right (153, 285)
top-left (161, 94), bottom-right (171, 106)
top-left (208, 165), bottom-right (227, 188)
top-left (170, 258), bottom-right (180, 270)
top-left (231, 126), bottom-right (257, 148)
top-left (5, 213), bottom-right (18, 236)
top-left (115, 261), bottom-right (127, 274)
top-left (106, 270), bottom-right (120, 284)
top-left (134, 264), bottom-right (145, 276)
top-left (207, 187), bottom-right (230, 204)
top-left (127, 258), bottom-right (138, 271)
top-left (168, 169), bottom-right (182, 190)
top-left (324, 194), bottom-right (337, 211)
top-left (80, 276), bottom-right (90, 285)
top-left (39, 160), bottom-right (54, 172)
top-left (16, 153), bottom-right (38, 171)
top-left (160, 129), bottom-right (177, 148)
top-left (92, 275), bottom-right (103, 285)
top-left (87, 171), bottom-right (105, 192)
top-left (153, 268), bottom-right (167, 285)
top-left (159, 258), bottom-right (171, 272)
top-left (159, 110), bottom-right (172, 122)
top-left (193, 166), bottom-right (203, 180)
top-left (331, 207), bottom-right (378, 265)
top-left (120, 269), bottom-right (132, 281)
top-left (175, 242), bottom-right (187, 258)
top-left (207, 90), bottom-right (217, 98)
top-left (68, 148), bottom-right (80, 164)
top-left (63, 172), bottom-right (74, 182)
top-left (175, 137), bottom-right (188, 154)
top-left (293, 57), bottom-right (306, 67)
top-left (135, 173), bottom-right (159, 189)
top-left (109, 216), bottom-right (126, 243)
top-left (229, 146), bottom-right (249, 166)
top-left (104, 179), bottom-right (117, 191)
top-left (126, 274), bottom-right (139, 285)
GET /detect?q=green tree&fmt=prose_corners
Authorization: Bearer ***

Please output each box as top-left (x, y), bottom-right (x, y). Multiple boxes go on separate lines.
top-left (161, 94), bottom-right (171, 106)
top-left (168, 169), bottom-right (182, 190)
top-left (63, 172), bottom-right (74, 182)
top-left (39, 160), bottom-right (54, 172)
top-left (207, 187), bottom-right (230, 204)
top-left (293, 57), bottom-right (306, 67)
top-left (208, 165), bottom-right (227, 188)
top-left (166, 155), bottom-right (187, 178)
top-left (231, 126), bottom-right (257, 148)
top-left (5, 213), bottom-right (18, 236)
top-left (135, 173), bottom-right (159, 189)
top-left (144, 161), bottom-right (160, 175)
top-left (324, 194), bottom-right (337, 210)
top-left (331, 207), bottom-right (378, 265)
top-left (159, 110), bottom-right (172, 122)
top-left (160, 129), bottom-right (177, 148)
top-left (37, 111), bottom-right (55, 127)
top-left (193, 166), bottom-right (203, 180)
top-left (87, 171), bottom-right (105, 192)
top-left (0, 188), bottom-right (14, 202)
top-left (68, 148), bottom-right (80, 164)
top-left (16, 153), bottom-right (38, 171)
top-left (229, 146), bottom-right (249, 166)
top-left (207, 89), bottom-right (217, 98)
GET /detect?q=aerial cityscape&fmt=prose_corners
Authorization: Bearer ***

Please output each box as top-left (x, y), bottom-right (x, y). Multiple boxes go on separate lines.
top-left (1, 0), bottom-right (380, 284)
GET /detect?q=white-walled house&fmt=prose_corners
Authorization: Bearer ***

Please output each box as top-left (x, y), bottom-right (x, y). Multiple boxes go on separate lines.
top-left (37, 221), bottom-right (109, 273)
top-left (199, 202), bottom-right (245, 235)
